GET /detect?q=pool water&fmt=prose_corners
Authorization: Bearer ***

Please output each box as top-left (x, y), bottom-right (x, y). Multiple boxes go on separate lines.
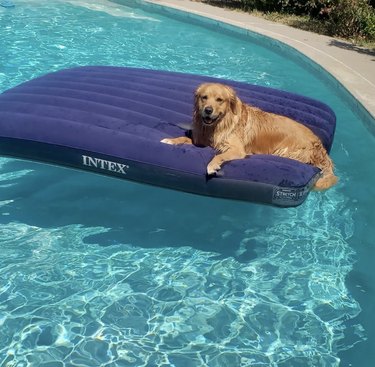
top-left (1, 0), bottom-right (374, 366)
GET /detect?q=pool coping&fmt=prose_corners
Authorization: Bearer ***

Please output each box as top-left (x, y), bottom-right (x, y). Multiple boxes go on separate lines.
top-left (144, 0), bottom-right (375, 130)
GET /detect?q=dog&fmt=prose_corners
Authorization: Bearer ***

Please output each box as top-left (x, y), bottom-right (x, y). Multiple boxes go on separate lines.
top-left (161, 83), bottom-right (338, 190)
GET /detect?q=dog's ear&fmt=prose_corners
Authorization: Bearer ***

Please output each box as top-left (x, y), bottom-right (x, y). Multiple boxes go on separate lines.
top-left (193, 84), bottom-right (204, 118)
top-left (226, 86), bottom-right (240, 115)
top-left (194, 86), bottom-right (201, 107)
top-left (194, 84), bottom-right (203, 111)
top-left (194, 84), bottom-right (207, 99)
top-left (194, 84), bottom-right (208, 120)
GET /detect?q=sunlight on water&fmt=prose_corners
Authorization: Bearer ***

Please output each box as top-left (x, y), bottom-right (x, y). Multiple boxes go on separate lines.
top-left (64, 0), bottom-right (159, 20)
top-left (0, 158), bottom-right (361, 365)
top-left (1, 0), bottom-right (374, 366)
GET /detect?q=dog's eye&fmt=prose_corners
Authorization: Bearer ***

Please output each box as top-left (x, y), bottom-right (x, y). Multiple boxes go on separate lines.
top-left (216, 98), bottom-right (223, 103)
top-left (201, 95), bottom-right (208, 101)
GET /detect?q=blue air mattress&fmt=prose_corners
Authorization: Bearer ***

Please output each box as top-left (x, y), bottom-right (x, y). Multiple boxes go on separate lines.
top-left (0, 66), bottom-right (336, 207)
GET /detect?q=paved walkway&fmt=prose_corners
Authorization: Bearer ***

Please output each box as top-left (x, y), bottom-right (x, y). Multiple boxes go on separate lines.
top-left (146, 0), bottom-right (375, 121)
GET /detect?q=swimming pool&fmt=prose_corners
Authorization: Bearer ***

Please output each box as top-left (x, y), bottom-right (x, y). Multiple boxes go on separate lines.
top-left (0, 0), bottom-right (374, 366)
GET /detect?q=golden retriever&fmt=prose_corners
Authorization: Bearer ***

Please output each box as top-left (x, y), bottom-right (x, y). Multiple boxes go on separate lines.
top-left (161, 83), bottom-right (338, 190)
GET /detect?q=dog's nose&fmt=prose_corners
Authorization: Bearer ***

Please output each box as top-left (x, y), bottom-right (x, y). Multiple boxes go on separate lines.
top-left (204, 106), bottom-right (213, 115)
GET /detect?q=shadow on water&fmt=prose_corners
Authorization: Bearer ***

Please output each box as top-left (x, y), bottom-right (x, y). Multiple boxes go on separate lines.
top-left (0, 157), bottom-right (370, 364)
top-left (0, 158), bottom-right (267, 262)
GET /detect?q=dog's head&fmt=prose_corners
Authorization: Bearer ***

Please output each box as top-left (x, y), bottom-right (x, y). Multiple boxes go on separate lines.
top-left (194, 83), bottom-right (240, 126)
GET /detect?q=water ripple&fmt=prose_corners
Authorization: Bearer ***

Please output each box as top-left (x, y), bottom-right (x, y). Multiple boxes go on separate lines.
top-left (0, 1), bottom-right (367, 366)
top-left (0, 188), bottom-right (361, 367)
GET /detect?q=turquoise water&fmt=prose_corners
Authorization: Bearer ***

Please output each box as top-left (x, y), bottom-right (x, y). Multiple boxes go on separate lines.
top-left (1, 1), bottom-right (374, 366)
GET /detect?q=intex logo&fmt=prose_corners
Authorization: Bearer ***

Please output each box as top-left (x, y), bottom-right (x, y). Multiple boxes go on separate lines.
top-left (82, 155), bottom-right (129, 175)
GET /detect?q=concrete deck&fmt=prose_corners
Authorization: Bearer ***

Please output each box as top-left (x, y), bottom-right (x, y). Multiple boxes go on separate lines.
top-left (146, 0), bottom-right (375, 121)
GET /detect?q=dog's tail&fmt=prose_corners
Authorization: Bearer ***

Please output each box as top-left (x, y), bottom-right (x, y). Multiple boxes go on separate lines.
top-left (311, 142), bottom-right (338, 190)
top-left (314, 170), bottom-right (338, 190)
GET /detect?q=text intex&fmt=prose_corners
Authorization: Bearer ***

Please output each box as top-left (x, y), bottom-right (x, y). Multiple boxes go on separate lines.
top-left (82, 155), bottom-right (129, 175)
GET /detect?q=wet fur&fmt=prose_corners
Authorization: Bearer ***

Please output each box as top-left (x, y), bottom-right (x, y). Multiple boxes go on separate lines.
top-left (161, 83), bottom-right (338, 190)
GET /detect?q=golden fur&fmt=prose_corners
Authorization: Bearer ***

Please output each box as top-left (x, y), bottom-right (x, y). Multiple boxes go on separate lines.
top-left (161, 83), bottom-right (338, 190)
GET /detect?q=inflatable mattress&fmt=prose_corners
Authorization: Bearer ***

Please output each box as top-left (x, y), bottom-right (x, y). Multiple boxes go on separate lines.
top-left (0, 66), bottom-right (336, 207)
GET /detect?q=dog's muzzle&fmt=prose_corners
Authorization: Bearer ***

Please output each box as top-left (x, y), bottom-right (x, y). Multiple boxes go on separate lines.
top-left (202, 107), bottom-right (220, 125)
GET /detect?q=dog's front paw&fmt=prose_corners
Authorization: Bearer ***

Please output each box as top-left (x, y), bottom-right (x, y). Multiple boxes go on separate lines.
top-left (160, 138), bottom-right (174, 145)
top-left (207, 161), bottom-right (222, 175)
